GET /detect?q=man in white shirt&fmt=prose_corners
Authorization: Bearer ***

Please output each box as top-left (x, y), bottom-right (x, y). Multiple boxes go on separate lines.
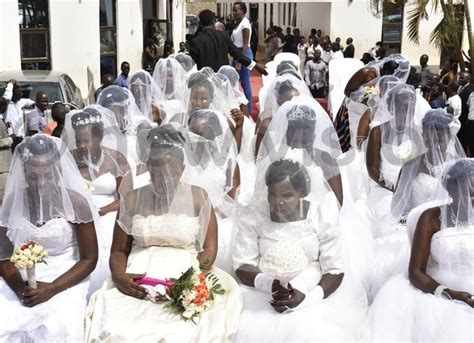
top-left (330, 43), bottom-right (344, 62)
top-left (445, 80), bottom-right (462, 135)
top-left (321, 44), bottom-right (333, 65)
top-left (3, 81), bottom-right (35, 138)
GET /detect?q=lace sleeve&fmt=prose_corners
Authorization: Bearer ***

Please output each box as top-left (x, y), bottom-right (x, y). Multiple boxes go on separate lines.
top-left (0, 228), bottom-right (13, 260)
top-left (232, 205), bottom-right (260, 271)
top-left (316, 192), bottom-right (344, 275)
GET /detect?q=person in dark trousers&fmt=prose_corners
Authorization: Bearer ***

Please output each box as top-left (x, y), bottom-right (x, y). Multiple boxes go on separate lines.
top-left (343, 38), bottom-right (354, 58)
top-left (458, 72), bottom-right (472, 154)
top-left (188, 9), bottom-right (267, 74)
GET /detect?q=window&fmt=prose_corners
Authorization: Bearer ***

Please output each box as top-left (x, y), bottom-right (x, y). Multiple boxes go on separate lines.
top-left (270, 4), bottom-right (274, 27)
top-left (283, 4), bottom-right (286, 26)
top-left (19, 0), bottom-right (51, 70)
top-left (381, 2), bottom-right (403, 55)
top-left (100, 0), bottom-right (117, 77)
top-left (288, 4), bottom-right (291, 27)
top-left (264, 3), bottom-right (267, 34)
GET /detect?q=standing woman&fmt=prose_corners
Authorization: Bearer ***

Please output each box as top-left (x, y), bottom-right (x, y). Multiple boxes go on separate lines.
top-left (232, 2), bottom-right (253, 113)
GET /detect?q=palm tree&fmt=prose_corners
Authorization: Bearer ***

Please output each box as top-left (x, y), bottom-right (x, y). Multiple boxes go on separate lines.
top-left (369, 0), bottom-right (474, 74)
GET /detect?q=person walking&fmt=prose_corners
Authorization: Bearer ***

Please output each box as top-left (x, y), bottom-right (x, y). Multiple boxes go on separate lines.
top-left (231, 2), bottom-right (254, 112)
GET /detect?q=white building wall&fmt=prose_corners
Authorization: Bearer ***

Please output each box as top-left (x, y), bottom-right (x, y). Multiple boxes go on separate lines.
top-left (0, 0), bottom-right (22, 71)
top-left (116, 0), bottom-right (144, 74)
top-left (329, 0), bottom-right (382, 60)
top-left (296, 2), bottom-right (331, 38)
top-left (172, 0), bottom-right (186, 49)
top-left (49, 0), bottom-right (100, 100)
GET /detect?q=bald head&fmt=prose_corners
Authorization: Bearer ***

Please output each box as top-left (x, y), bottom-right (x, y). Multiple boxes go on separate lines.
top-left (35, 91), bottom-right (49, 111)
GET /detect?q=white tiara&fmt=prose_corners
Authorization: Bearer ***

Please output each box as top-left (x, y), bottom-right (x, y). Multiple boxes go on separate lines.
top-left (287, 106), bottom-right (316, 121)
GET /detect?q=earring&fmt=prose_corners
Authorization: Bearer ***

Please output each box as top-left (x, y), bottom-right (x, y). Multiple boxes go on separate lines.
top-left (299, 197), bottom-right (304, 218)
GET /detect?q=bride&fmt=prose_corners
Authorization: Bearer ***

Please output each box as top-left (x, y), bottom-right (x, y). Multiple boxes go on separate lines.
top-left (367, 158), bottom-right (474, 341)
top-left (232, 151), bottom-right (367, 341)
top-left (0, 134), bottom-right (98, 342)
top-left (62, 106), bottom-right (131, 296)
top-left (86, 124), bottom-right (242, 342)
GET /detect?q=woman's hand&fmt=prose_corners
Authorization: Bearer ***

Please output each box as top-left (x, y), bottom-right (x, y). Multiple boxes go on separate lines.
top-left (22, 282), bottom-right (57, 307)
top-left (99, 207), bottom-right (109, 216)
top-left (112, 272), bottom-right (148, 300)
top-left (231, 108), bottom-right (245, 128)
top-left (271, 280), bottom-right (290, 300)
top-left (270, 284), bottom-right (306, 313)
top-left (447, 289), bottom-right (474, 307)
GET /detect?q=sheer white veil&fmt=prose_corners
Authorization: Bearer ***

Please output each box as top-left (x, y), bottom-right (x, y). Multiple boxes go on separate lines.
top-left (118, 124), bottom-right (211, 251)
top-left (97, 85), bottom-right (151, 135)
top-left (391, 108), bottom-right (466, 220)
top-left (1, 134), bottom-right (98, 230)
top-left (258, 95), bottom-right (342, 180)
top-left (128, 69), bottom-right (161, 119)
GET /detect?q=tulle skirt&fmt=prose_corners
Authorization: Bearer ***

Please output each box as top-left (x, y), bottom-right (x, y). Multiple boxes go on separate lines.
top-left (0, 251), bottom-right (88, 343)
top-left (233, 265), bottom-right (367, 342)
top-left (366, 274), bottom-right (474, 341)
top-left (86, 246), bottom-right (243, 343)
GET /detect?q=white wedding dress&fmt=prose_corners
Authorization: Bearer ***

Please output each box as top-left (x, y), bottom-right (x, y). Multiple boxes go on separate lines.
top-left (366, 225), bottom-right (474, 341)
top-left (85, 213), bottom-right (242, 342)
top-left (87, 172), bottom-right (117, 297)
top-left (0, 218), bottom-right (89, 342)
top-left (232, 192), bottom-right (367, 341)
top-left (367, 169), bottom-right (439, 300)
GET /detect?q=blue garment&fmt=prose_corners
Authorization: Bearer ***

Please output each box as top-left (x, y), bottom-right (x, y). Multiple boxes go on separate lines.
top-left (232, 48), bottom-right (253, 113)
top-left (115, 74), bottom-right (129, 88)
top-left (430, 97), bottom-right (445, 109)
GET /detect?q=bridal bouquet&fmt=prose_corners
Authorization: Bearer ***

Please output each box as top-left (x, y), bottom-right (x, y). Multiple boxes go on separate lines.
top-left (10, 241), bottom-right (48, 289)
top-left (136, 266), bottom-right (225, 323)
top-left (363, 84), bottom-right (379, 98)
top-left (260, 241), bottom-right (308, 290)
top-left (167, 267), bottom-right (225, 322)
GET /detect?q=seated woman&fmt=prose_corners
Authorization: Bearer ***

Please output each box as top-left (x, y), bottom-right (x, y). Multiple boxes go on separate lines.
top-left (258, 95), bottom-right (343, 205)
top-left (152, 58), bottom-right (189, 125)
top-left (232, 155), bottom-right (367, 341)
top-left (62, 107), bottom-right (131, 295)
top-left (392, 108), bottom-right (466, 222)
top-left (255, 73), bottom-right (311, 157)
top-left (128, 70), bottom-right (162, 124)
top-left (186, 109), bottom-right (240, 273)
top-left (97, 86), bottom-right (152, 164)
top-left (367, 158), bottom-right (474, 341)
top-left (0, 134), bottom-right (98, 342)
top-left (86, 124), bottom-right (242, 342)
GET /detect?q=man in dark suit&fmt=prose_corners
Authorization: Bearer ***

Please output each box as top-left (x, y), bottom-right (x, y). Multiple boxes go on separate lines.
top-left (343, 38), bottom-right (355, 58)
top-left (457, 70), bottom-right (472, 153)
top-left (188, 10), bottom-right (267, 74)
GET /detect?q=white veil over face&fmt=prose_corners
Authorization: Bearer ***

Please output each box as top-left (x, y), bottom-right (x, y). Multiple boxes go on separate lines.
top-left (371, 84), bottom-right (425, 188)
top-left (259, 73), bottom-right (311, 122)
top-left (217, 65), bottom-right (248, 107)
top-left (172, 53), bottom-right (196, 73)
top-left (128, 70), bottom-right (161, 120)
top-left (367, 54), bottom-right (411, 83)
top-left (61, 106), bottom-right (130, 180)
top-left (97, 85), bottom-right (151, 135)
top-left (391, 108), bottom-right (466, 220)
top-left (184, 109), bottom-right (238, 216)
top-left (118, 124), bottom-right (211, 251)
top-left (258, 95), bottom-right (342, 180)
top-left (153, 58), bottom-right (189, 102)
top-left (1, 134), bottom-right (97, 229)
top-left (437, 158), bottom-right (474, 230)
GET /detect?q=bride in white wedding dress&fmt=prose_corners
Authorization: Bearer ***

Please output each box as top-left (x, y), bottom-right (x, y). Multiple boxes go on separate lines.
top-left (232, 152), bottom-right (367, 341)
top-left (62, 106), bottom-right (131, 296)
top-left (367, 158), bottom-right (474, 341)
top-left (0, 134), bottom-right (98, 342)
top-left (86, 124), bottom-right (242, 342)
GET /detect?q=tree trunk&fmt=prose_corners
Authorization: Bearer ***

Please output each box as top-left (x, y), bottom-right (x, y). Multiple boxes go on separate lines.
top-left (441, 0), bottom-right (466, 70)
top-left (464, 0), bottom-right (474, 74)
